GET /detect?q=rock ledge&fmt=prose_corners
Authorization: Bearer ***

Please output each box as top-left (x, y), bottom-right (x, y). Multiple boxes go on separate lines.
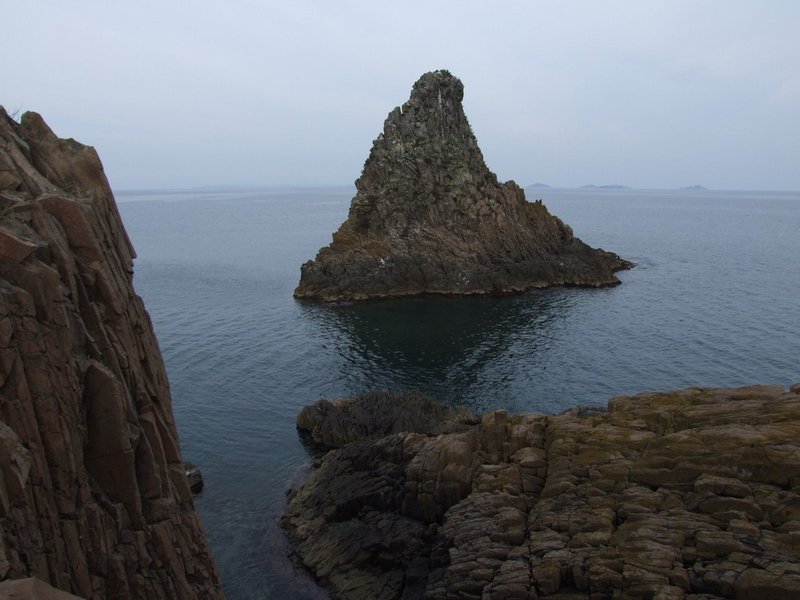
top-left (283, 384), bottom-right (800, 599)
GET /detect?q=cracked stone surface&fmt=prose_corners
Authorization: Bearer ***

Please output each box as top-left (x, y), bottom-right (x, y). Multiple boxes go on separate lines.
top-left (283, 385), bottom-right (800, 599)
top-left (0, 107), bottom-right (223, 598)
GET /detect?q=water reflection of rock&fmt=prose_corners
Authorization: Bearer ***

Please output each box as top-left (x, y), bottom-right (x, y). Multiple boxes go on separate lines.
top-left (299, 290), bottom-right (579, 412)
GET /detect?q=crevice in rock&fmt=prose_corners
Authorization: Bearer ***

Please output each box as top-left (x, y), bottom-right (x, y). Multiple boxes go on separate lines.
top-left (0, 107), bottom-right (223, 598)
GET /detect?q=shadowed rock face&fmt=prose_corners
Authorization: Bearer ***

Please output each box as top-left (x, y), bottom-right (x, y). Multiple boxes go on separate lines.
top-left (0, 108), bottom-right (223, 599)
top-left (295, 70), bottom-right (631, 301)
top-left (283, 384), bottom-right (800, 599)
top-left (296, 390), bottom-right (479, 449)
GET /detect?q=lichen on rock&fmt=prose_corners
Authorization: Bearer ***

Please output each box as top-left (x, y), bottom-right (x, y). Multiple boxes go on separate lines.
top-left (295, 70), bottom-right (631, 301)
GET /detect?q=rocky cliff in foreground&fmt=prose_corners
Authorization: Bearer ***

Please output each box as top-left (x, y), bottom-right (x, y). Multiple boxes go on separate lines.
top-left (0, 108), bottom-right (223, 598)
top-left (284, 385), bottom-right (800, 599)
top-left (295, 70), bottom-right (631, 301)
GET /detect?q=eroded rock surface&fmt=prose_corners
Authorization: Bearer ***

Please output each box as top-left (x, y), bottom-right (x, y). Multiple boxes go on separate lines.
top-left (0, 108), bottom-right (223, 598)
top-left (297, 390), bottom-right (479, 449)
top-left (283, 384), bottom-right (800, 599)
top-left (294, 70), bottom-right (631, 301)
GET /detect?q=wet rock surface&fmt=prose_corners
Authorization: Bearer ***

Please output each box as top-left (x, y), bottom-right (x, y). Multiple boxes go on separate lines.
top-left (283, 384), bottom-right (800, 599)
top-left (294, 70), bottom-right (631, 301)
top-left (0, 108), bottom-right (223, 598)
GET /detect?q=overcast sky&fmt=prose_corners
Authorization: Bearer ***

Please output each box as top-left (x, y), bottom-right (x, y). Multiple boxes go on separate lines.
top-left (5, 1), bottom-right (799, 190)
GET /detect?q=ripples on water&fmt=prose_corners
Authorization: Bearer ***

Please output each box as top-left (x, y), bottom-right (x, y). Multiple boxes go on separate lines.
top-left (116, 187), bottom-right (800, 599)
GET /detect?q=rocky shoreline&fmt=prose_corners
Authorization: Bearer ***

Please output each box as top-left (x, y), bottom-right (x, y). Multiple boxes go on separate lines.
top-left (295, 71), bottom-right (631, 302)
top-left (283, 385), bottom-right (800, 599)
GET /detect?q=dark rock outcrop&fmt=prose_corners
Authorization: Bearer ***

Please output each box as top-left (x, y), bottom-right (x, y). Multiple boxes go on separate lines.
top-left (183, 463), bottom-right (204, 495)
top-left (283, 384), bottom-right (800, 599)
top-left (0, 108), bottom-right (223, 598)
top-left (297, 390), bottom-right (478, 449)
top-left (294, 70), bottom-right (631, 301)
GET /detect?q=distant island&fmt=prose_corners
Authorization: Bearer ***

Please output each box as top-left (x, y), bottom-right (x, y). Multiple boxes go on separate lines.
top-left (580, 184), bottom-right (632, 190)
top-left (526, 182), bottom-right (551, 189)
top-left (681, 184), bottom-right (709, 191)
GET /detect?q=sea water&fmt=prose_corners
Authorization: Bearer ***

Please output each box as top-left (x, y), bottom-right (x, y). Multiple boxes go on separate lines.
top-left (116, 187), bottom-right (800, 599)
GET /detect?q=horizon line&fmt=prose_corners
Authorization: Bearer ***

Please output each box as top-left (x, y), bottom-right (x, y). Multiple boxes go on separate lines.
top-left (112, 183), bottom-right (800, 195)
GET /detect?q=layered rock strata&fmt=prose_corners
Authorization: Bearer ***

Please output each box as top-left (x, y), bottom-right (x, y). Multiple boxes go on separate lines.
top-left (283, 385), bottom-right (800, 599)
top-left (0, 108), bottom-right (223, 598)
top-left (295, 70), bottom-right (631, 301)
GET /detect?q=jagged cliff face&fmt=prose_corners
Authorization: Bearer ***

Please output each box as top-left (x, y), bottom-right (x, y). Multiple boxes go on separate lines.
top-left (0, 108), bottom-right (223, 599)
top-left (295, 70), bottom-right (631, 301)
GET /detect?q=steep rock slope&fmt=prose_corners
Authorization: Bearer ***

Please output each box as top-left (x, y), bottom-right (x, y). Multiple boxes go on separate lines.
top-left (295, 70), bottom-right (631, 301)
top-left (0, 108), bottom-right (223, 599)
top-left (284, 385), bottom-right (800, 599)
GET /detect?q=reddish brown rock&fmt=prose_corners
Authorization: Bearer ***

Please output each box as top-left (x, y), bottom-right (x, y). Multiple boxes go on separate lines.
top-left (284, 384), bottom-right (800, 599)
top-left (0, 107), bottom-right (223, 599)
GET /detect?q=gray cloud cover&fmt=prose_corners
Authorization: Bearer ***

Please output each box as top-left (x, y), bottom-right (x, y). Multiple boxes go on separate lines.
top-left (5, 1), bottom-right (799, 190)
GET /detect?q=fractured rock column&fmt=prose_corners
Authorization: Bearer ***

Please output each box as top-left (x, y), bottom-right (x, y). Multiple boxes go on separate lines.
top-left (0, 107), bottom-right (223, 599)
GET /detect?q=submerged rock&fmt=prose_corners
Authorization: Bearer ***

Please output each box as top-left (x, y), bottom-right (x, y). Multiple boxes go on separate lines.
top-left (0, 108), bottom-right (223, 598)
top-left (283, 384), bottom-right (800, 599)
top-left (295, 70), bottom-right (631, 301)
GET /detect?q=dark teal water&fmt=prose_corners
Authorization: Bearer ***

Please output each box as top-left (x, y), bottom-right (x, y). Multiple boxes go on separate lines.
top-left (116, 187), bottom-right (800, 599)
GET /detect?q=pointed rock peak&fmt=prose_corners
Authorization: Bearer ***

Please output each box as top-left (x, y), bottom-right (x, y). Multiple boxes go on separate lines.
top-left (409, 70), bottom-right (464, 105)
top-left (294, 72), bottom-right (632, 301)
top-left (370, 69), bottom-right (471, 148)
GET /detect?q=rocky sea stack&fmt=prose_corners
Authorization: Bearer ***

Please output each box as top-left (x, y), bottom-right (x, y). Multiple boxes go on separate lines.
top-left (294, 70), bottom-right (631, 301)
top-left (284, 385), bottom-right (800, 599)
top-left (0, 108), bottom-right (223, 598)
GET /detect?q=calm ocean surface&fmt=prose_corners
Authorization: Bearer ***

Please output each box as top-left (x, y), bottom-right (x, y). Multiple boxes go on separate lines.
top-left (116, 187), bottom-right (800, 599)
